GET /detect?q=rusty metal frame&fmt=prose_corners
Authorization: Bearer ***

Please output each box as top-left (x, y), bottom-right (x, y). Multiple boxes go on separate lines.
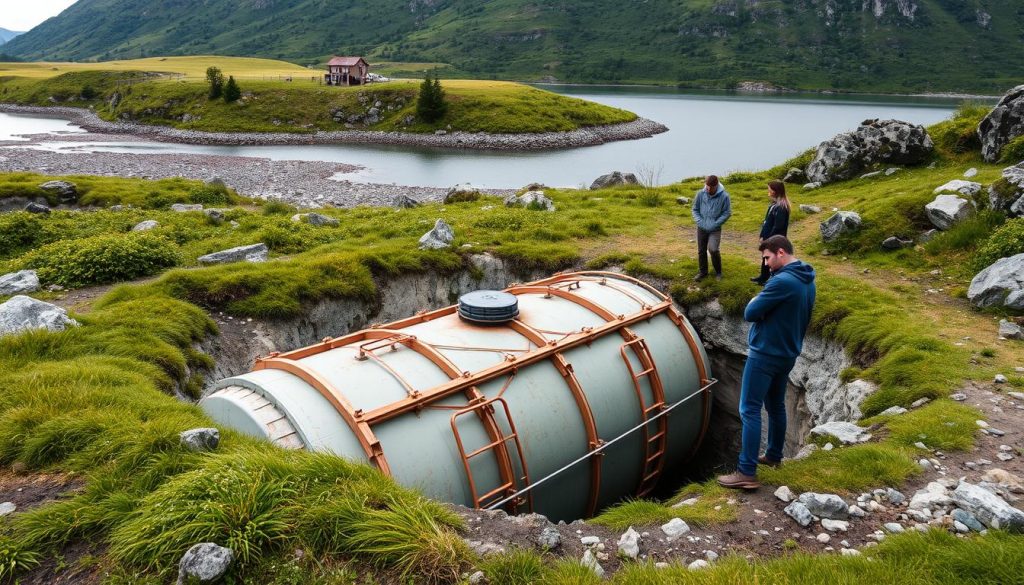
top-left (619, 336), bottom-right (669, 496)
top-left (450, 397), bottom-right (533, 511)
top-left (254, 271), bottom-right (713, 511)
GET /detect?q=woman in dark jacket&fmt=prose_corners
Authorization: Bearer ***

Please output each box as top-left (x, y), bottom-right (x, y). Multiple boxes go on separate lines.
top-left (751, 180), bottom-right (791, 285)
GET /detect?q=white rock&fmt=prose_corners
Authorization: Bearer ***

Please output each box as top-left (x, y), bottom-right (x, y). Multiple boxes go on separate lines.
top-left (132, 219), bottom-right (160, 231)
top-left (660, 518), bottom-right (690, 541)
top-left (810, 421), bottom-right (871, 444)
top-left (0, 295), bottom-right (79, 337)
top-left (688, 559), bottom-right (710, 570)
top-left (816, 533), bottom-right (831, 543)
top-left (418, 219), bottom-right (455, 250)
top-left (581, 549), bottom-right (604, 578)
top-left (964, 168), bottom-right (978, 178)
top-left (822, 519), bottom-right (849, 532)
top-left (933, 180), bottom-right (983, 197)
top-left (0, 502), bottom-right (15, 517)
top-left (775, 486), bottom-right (796, 503)
top-left (841, 548), bottom-right (861, 556)
top-left (952, 482), bottom-right (1024, 532)
top-left (883, 522), bottom-right (905, 533)
top-left (849, 505), bottom-right (866, 518)
top-left (580, 536), bottom-right (600, 546)
top-left (0, 270), bottom-right (41, 296)
top-left (616, 528), bottom-right (641, 559)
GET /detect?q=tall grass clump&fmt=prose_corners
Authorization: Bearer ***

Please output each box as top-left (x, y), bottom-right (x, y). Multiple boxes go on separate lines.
top-left (929, 104), bottom-right (988, 157)
top-left (973, 217), bottom-right (1024, 270)
top-left (479, 549), bottom-right (546, 585)
top-left (22, 232), bottom-right (180, 287)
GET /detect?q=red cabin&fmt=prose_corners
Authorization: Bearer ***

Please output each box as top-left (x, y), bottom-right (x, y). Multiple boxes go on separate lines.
top-left (325, 56), bottom-right (369, 86)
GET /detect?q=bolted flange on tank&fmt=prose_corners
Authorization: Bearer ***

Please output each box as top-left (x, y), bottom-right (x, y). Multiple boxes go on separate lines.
top-left (201, 271), bottom-right (713, 521)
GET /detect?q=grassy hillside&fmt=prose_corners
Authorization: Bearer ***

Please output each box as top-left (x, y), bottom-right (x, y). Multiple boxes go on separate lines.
top-left (0, 59), bottom-right (637, 134)
top-left (0, 105), bottom-right (1023, 581)
top-left (3, 0), bottom-right (1023, 93)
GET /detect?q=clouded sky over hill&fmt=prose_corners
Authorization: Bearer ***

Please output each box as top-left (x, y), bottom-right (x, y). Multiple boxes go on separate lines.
top-left (3, 1), bottom-right (78, 31)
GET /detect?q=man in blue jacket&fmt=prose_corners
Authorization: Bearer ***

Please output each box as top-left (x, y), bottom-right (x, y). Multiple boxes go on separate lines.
top-left (691, 175), bottom-right (731, 281)
top-left (718, 235), bottom-right (816, 490)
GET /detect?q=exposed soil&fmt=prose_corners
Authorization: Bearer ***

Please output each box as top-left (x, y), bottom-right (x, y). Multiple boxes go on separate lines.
top-left (452, 379), bottom-right (1024, 573)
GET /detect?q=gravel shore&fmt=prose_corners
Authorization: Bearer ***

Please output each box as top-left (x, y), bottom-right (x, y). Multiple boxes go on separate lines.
top-left (0, 104), bottom-right (668, 151)
top-left (0, 145), bottom-right (520, 208)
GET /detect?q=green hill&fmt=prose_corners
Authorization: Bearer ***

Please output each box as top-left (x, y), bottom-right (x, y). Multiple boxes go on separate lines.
top-left (3, 0), bottom-right (1022, 93)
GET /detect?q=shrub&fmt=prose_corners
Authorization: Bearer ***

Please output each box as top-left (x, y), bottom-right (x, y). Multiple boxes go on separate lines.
top-left (223, 76), bottom-right (241, 103)
top-left (262, 200), bottom-right (297, 216)
top-left (188, 184), bottom-right (234, 206)
top-left (638, 191), bottom-right (662, 207)
top-left (929, 104), bottom-right (987, 156)
top-left (974, 218), bottom-right (1024, 269)
top-left (206, 67), bottom-right (224, 100)
top-left (416, 72), bottom-right (447, 124)
top-left (0, 212), bottom-right (44, 259)
top-left (1000, 135), bottom-right (1024, 164)
top-left (25, 232), bottom-right (181, 288)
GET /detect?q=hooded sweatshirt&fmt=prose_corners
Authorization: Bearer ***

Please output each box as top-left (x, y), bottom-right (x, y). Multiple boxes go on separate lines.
top-left (692, 183), bottom-right (731, 232)
top-left (744, 260), bottom-right (816, 359)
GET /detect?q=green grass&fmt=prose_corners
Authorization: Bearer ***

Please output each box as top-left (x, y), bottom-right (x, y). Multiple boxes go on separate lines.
top-left (0, 70), bottom-right (636, 134)
top-left (592, 482), bottom-right (738, 530)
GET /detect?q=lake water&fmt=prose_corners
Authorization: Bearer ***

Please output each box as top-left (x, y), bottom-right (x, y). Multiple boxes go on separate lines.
top-left (1, 87), bottom-right (978, 188)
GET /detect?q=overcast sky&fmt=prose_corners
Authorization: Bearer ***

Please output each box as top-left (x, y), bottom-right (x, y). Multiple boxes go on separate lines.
top-left (2, 1), bottom-right (79, 32)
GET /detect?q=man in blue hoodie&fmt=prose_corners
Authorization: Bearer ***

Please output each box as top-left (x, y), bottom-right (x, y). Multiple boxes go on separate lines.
top-left (691, 175), bottom-right (731, 281)
top-left (718, 235), bottom-right (816, 490)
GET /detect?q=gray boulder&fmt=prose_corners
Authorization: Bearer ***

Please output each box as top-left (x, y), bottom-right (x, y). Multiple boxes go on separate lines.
top-left (132, 220), bottom-right (159, 231)
top-left (1000, 319), bottom-right (1023, 340)
top-left (806, 119), bottom-right (933, 184)
top-left (919, 229), bottom-right (939, 243)
top-left (803, 182), bottom-right (822, 190)
top-left (291, 213), bottom-right (339, 227)
top-left (0, 270), bottom-right (40, 296)
top-left (783, 167), bottom-right (807, 184)
top-left (925, 195), bottom-right (975, 230)
top-left (418, 219), bottom-right (455, 250)
top-left (617, 527), bottom-right (641, 559)
top-left (171, 203), bottom-right (204, 212)
top-left (180, 428), bottom-right (220, 452)
top-left (675, 196), bottom-right (691, 205)
top-left (537, 526), bottom-right (561, 549)
top-left (38, 180), bottom-right (78, 203)
top-left (393, 194), bottom-right (421, 209)
top-left (25, 202), bottom-right (50, 214)
top-left (882, 236), bottom-right (914, 250)
top-left (952, 481), bottom-right (1024, 532)
top-left (0, 296), bottom-right (79, 337)
top-left (590, 171), bottom-right (639, 190)
top-left (978, 84), bottom-right (1024, 162)
top-left (204, 209), bottom-right (226, 223)
top-left (797, 492), bottom-right (849, 520)
top-left (0, 502), bottom-right (16, 517)
top-left (197, 243), bottom-right (269, 265)
top-left (505, 191), bottom-right (555, 211)
top-left (989, 163), bottom-right (1024, 217)
top-left (820, 211), bottom-right (862, 241)
top-left (177, 543), bottom-right (234, 584)
top-left (934, 180), bottom-right (982, 198)
top-left (968, 253), bottom-right (1024, 309)
top-left (951, 508), bottom-right (985, 532)
top-left (444, 183), bottom-right (482, 203)
top-left (810, 421), bottom-right (871, 444)
top-left (784, 501), bottom-right (813, 526)
top-left (799, 204), bottom-right (821, 214)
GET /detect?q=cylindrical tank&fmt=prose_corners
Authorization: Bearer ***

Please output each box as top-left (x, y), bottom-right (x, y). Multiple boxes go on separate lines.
top-left (201, 271), bottom-right (713, 520)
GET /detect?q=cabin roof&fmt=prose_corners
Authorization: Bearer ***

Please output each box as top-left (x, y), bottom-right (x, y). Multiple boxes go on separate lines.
top-left (327, 56), bottom-right (367, 67)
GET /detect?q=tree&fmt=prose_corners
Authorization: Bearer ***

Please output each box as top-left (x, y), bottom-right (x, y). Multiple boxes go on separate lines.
top-left (223, 75), bottom-right (241, 103)
top-left (416, 71), bottom-right (448, 123)
top-left (206, 66), bottom-right (224, 100)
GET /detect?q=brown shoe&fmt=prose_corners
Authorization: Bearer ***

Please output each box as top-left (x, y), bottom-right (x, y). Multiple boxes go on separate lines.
top-left (758, 455), bottom-right (782, 468)
top-left (717, 471), bottom-right (760, 490)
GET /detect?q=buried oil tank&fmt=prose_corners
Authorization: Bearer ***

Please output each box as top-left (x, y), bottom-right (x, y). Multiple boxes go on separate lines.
top-left (200, 272), bottom-right (714, 520)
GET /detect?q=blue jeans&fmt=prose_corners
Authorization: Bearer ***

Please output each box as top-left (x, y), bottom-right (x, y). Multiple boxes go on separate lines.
top-left (737, 353), bottom-right (796, 476)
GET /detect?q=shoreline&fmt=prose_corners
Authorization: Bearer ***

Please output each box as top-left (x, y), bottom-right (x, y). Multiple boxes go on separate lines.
top-left (0, 104), bottom-right (668, 151)
top-left (528, 81), bottom-right (1000, 100)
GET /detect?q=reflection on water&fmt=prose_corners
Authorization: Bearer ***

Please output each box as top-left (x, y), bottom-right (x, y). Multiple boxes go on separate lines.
top-left (2, 88), bottom-right (985, 188)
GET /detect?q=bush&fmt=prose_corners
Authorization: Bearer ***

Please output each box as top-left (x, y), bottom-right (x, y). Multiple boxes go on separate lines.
top-left (416, 72), bottom-right (448, 124)
top-left (262, 200), bottom-right (297, 215)
top-left (206, 67), bottom-right (224, 100)
top-left (188, 184), bottom-right (234, 206)
top-left (1000, 135), bottom-right (1024, 164)
top-left (974, 218), bottom-right (1024, 270)
top-left (0, 212), bottom-right (44, 260)
top-left (929, 104), bottom-right (987, 156)
top-left (25, 232), bottom-right (181, 288)
top-left (223, 76), bottom-right (241, 103)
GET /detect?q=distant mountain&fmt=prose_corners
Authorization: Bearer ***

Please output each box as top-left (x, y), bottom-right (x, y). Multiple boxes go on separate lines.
top-left (4, 0), bottom-right (1023, 93)
top-left (0, 27), bottom-right (25, 46)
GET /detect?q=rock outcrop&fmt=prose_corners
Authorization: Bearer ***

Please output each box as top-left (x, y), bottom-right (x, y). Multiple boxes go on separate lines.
top-left (989, 162), bottom-right (1024, 217)
top-left (177, 543), bottom-right (234, 585)
top-left (197, 243), bottom-right (269, 265)
top-left (806, 119), bottom-right (933, 184)
top-left (978, 85), bottom-right (1024, 162)
top-left (968, 253), bottom-right (1024, 310)
top-left (590, 171), bottom-right (638, 190)
top-left (418, 219), bottom-right (455, 250)
top-left (0, 296), bottom-right (79, 337)
top-left (38, 180), bottom-right (78, 203)
top-left (820, 211), bottom-right (862, 241)
top-left (0, 270), bottom-right (40, 296)
top-left (925, 195), bottom-right (975, 230)
top-left (504, 191), bottom-right (555, 211)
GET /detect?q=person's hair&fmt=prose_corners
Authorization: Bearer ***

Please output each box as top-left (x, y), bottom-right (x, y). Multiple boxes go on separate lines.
top-left (759, 234), bottom-right (794, 255)
top-left (705, 175), bottom-right (719, 190)
top-left (768, 180), bottom-right (790, 210)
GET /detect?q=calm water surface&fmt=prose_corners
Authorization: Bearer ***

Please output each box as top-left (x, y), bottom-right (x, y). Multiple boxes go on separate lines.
top-left (2, 87), bottom-right (978, 188)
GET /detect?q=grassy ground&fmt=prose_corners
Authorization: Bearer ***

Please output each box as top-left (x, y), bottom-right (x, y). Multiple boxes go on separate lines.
top-left (0, 106), bottom-right (1022, 582)
top-left (0, 56), bottom-right (637, 134)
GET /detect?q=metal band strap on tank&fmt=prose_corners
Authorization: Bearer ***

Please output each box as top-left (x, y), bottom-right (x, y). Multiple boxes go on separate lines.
top-left (253, 355), bottom-right (393, 475)
top-left (665, 307), bottom-right (714, 462)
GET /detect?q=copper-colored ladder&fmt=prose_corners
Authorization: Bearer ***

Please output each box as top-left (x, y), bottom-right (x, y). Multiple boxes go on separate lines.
top-left (450, 397), bottom-right (532, 512)
top-left (620, 336), bottom-right (668, 497)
